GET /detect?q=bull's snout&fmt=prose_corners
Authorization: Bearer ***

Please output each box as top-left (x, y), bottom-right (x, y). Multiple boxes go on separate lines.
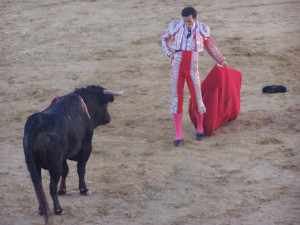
top-left (99, 110), bottom-right (111, 126)
top-left (102, 115), bottom-right (111, 125)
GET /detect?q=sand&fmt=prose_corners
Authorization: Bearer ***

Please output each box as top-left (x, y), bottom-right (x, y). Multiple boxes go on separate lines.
top-left (0, 0), bottom-right (300, 224)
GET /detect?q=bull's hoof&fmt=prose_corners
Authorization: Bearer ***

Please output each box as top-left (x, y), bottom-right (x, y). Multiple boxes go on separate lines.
top-left (80, 189), bottom-right (92, 195)
top-left (54, 208), bottom-right (65, 215)
top-left (38, 209), bottom-right (44, 215)
top-left (57, 189), bottom-right (67, 195)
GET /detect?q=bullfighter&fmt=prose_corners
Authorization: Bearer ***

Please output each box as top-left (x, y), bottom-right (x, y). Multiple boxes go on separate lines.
top-left (161, 6), bottom-right (227, 147)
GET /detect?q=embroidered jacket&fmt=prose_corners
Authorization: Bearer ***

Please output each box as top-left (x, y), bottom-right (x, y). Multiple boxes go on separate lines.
top-left (161, 20), bottom-right (225, 64)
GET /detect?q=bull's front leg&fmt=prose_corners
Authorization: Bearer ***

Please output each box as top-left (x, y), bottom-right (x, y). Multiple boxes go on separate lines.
top-left (77, 160), bottom-right (91, 195)
top-left (57, 160), bottom-right (69, 195)
top-left (77, 145), bottom-right (92, 195)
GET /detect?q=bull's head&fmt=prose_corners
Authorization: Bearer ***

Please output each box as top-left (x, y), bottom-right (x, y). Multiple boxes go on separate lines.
top-left (74, 86), bottom-right (123, 128)
top-left (94, 88), bottom-right (123, 127)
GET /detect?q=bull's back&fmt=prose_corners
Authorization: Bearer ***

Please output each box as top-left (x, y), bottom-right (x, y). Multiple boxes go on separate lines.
top-left (46, 97), bottom-right (94, 159)
top-left (25, 97), bottom-right (93, 162)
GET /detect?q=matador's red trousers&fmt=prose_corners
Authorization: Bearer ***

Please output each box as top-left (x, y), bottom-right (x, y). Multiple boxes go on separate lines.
top-left (171, 51), bottom-right (206, 140)
top-left (171, 51), bottom-right (206, 114)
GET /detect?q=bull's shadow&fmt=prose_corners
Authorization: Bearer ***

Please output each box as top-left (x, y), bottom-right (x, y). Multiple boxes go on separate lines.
top-left (23, 85), bottom-right (123, 223)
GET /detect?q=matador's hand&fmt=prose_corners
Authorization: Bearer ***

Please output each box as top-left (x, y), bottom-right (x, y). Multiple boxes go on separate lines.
top-left (168, 52), bottom-right (174, 59)
top-left (221, 60), bottom-right (228, 67)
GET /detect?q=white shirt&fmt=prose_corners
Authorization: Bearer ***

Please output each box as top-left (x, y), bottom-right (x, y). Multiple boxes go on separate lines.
top-left (184, 23), bottom-right (196, 37)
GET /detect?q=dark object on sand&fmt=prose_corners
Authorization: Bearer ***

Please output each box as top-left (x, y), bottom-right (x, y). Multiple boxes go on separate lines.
top-left (262, 85), bottom-right (287, 93)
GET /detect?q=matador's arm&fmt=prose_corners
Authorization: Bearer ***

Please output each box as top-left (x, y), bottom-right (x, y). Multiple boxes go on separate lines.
top-left (204, 36), bottom-right (227, 66)
top-left (161, 30), bottom-right (173, 58)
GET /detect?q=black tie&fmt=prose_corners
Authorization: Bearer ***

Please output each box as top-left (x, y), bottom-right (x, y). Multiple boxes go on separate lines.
top-left (187, 30), bottom-right (191, 38)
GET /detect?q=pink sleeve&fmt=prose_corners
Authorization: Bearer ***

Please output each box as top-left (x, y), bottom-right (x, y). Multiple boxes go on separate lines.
top-left (204, 36), bottom-right (226, 65)
top-left (161, 30), bottom-right (173, 57)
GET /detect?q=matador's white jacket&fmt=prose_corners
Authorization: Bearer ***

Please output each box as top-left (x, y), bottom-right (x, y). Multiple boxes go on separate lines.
top-left (161, 20), bottom-right (226, 64)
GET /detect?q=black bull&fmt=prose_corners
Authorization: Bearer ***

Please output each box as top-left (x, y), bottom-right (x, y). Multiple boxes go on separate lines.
top-left (23, 85), bottom-right (122, 222)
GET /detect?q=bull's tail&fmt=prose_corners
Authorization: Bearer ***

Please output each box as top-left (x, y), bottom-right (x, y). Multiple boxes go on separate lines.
top-left (23, 114), bottom-right (50, 223)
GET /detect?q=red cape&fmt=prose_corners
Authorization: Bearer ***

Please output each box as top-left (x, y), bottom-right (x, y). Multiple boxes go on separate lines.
top-left (189, 65), bottom-right (242, 136)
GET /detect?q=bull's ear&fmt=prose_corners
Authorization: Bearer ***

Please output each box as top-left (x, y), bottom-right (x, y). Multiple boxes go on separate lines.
top-left (106, 95), bottom-right (114, 103)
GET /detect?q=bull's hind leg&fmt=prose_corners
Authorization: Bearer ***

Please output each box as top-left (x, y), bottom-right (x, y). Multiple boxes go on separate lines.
top-left (49, 170), bottom-right (65, 215)
top-left (77, 145), bottom-right (92, 195)
top-left (57, 160), bottom-right (69, 195)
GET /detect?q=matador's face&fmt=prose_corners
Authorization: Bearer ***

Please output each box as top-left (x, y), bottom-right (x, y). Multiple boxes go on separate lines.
top-left (183, 15), bottom-right (196, 31)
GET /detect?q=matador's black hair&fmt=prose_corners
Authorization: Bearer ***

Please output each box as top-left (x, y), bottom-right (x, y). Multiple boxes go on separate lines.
top-left (181, 7), bottom-right (197, 18)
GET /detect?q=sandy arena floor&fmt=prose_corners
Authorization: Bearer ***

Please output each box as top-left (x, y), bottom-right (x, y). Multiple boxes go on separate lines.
top-left (0, 1), bottom-right (300, 224)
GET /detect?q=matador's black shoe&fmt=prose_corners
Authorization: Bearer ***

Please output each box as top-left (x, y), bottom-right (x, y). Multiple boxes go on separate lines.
top-left (174, 139), bottom-right (183, 147)
top-left (196, 133), bottom-right (204, 141)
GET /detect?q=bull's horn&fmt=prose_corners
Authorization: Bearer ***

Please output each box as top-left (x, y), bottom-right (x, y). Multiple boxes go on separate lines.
top-left (103, 88), bottom-right (123, 96)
